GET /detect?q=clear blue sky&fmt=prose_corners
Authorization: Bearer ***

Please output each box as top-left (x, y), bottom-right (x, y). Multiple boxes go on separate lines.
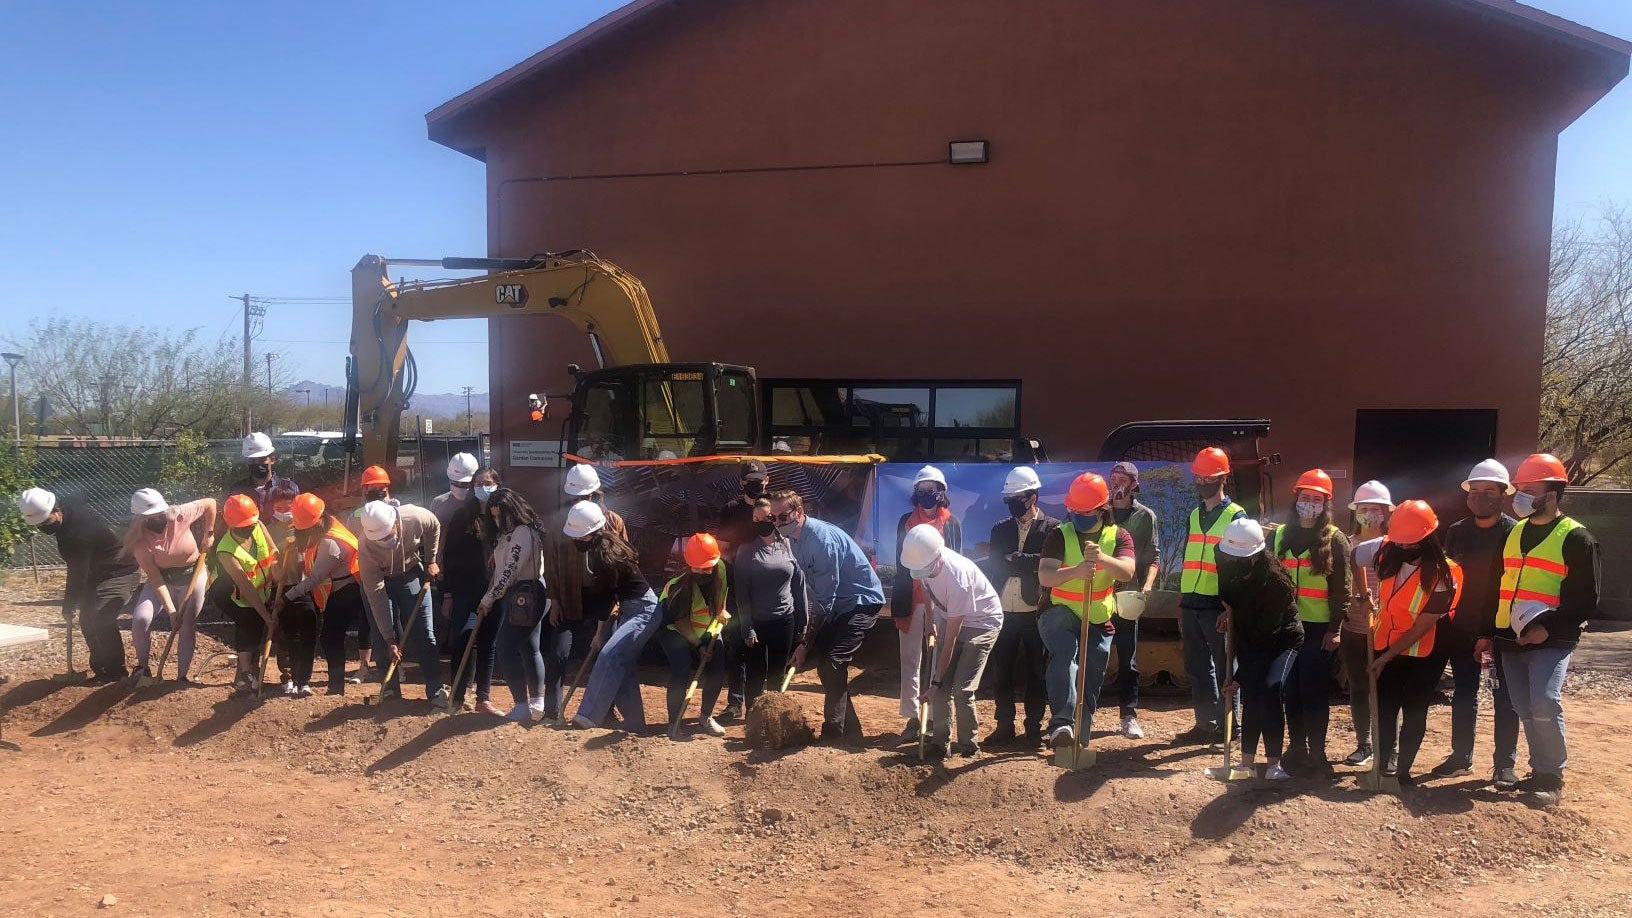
top-left (2, 0), bottom-right (1629, 396)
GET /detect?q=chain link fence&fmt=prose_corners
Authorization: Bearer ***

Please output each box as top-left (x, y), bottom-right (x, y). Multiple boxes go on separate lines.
top-left (4, 434), bottom-right (486, 568)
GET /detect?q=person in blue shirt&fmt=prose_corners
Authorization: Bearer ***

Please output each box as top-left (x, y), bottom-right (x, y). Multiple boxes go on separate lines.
top-left (772, 490), bottom-right (886, 741)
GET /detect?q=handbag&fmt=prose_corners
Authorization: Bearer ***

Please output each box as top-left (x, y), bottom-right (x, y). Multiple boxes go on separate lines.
top-left (504, 580), bottom-right (548, 629)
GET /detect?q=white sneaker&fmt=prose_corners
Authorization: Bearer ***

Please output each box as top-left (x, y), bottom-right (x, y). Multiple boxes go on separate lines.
top-left (1048, 725), bottom-right (1075, 748)
top-left (282, 681), bottom-right (298, 696)
top-left (700, 717), bottom-right (726, 737)
top-left (528, 700), bottom-right (547, 723)
top-left (1265, 763), bottom-right (1292, 781)
top-left (296, 684), bottom-right (314, 697)
top-left (1121, 716), bottom-right (1144, 740)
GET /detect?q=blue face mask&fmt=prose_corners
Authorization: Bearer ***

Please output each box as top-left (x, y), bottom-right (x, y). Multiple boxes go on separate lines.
top-left (475, 486), bottom-right (496, 502)
top-left (1069, 512), bottom-right (1099, 531)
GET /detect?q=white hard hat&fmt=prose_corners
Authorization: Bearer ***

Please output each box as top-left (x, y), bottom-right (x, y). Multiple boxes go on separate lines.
top-left (1217, 518), bottom-right (1267, 558)
top-left (1348, 480), bottom-right (1395, 511)
top-left (130, 488), bottom-right (169, 516)
top-left (359, 500), bottom-right (399, 542)
top-left (913, 465), bottom-right (947, 488)
top-left (1462, 458), bottom-right (1515, 495)
top-left (657, 450), bottom-right (678, 460)
top-left (563, 463), bottom-right (602, 497)
top-left (1114, 590), bottom-right (1147, 621)
top-left (563, 500), bottom-right (607, 539)
top-left (446, 452), bottom-right (479, 484)
top-left (17, 487), bottom-right (56, 526)
top-left (1510, 599), bottom-right (1550, 637)
top-left (1002, 466), bottom-right (1042, 497)
top-left (241, 432), bottom-right (275, 459)
top-left (772, 438), bottom-right (793, 453)
top-left (899, 523), bottom-right (945, 572)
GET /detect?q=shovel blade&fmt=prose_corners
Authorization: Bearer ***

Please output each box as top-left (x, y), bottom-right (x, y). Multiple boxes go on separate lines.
top-left (1053, 744), bottom-right (1095, 770)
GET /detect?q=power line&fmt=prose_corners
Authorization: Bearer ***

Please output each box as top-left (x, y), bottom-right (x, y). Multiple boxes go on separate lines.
top-left (258, 338), bottom-right (487, 345)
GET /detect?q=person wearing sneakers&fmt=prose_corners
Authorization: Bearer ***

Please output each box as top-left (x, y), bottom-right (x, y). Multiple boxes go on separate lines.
top-left (121, 489), bottom-right (216, 685)
top-left (356, 499), bottom-right (449, 709)
top-left (444, 466), bottom-right (500, 713)
top-left (893, 465), bottom-right (963, 742)
top-left (1339, 479), bottom-right (1392, 767)
top-left (1108, 461), bottom-right (1160, 741)
top-left (1491, 454), bottom-right (1600, 807)
top-left (545, 464), bottom-right (631, 713)
top-left (657, 534), bottom-right (732, 737)
top-left (215, 494), bottom-right (281, 694)
top-left (983, 466), bottom-right (1057, 747)
top-left (1369, 500), bottom-right (1463, 788)
top-left (1214, 518), bottom-right (1303, 782)
top-left (345, 464), bottom-right (398, 682)
top-left (282, 494), bottom-right (366, 696)
top-left (1174, 448), bottom-right (1248, 746)
top-left (1436, 460), bottom-right (1520, 785)
top-left (1037, 472), bottom-right (1137, 752)
top-left (567, 501), bottom-right (661, 732)
top-left (1274, 469), bottom-right (1351, 775)
top-left (19, 487), bottom-right (139, 683)
top-left (478, 488), bottom-right (551, 722)
top-left (715, 459), bottom-right (771, 722)
top-left (430, 452), bottom-right (481, 530)
top-left (901, 524), bottom-right (1004, 759)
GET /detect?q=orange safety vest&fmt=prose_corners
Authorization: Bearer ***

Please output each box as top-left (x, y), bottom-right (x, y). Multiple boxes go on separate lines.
top-left (305, 520), bottom-right (360, 612)
top-left (1374, 561), bottom-right (1464, 658)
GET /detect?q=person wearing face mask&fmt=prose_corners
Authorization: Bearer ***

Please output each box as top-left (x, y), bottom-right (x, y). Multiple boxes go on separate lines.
top-left (346, 465), bottom-right (401, 682)
top-left (1037, 472), bottom-right (1137, 751)
top-left (215, 494), bottom-right (283, 694)
top-left (209, 433), bottom-right (299, 666)
top-left (714, 460), bottom-right (770, 721)
top-left (733, 499), bottom-right (808, 708)
top-left (1491, 454), bottom-right (1599, 807)
top-left (18, 487), bottom-right (139, 683)
top-left (430, 452), bottom-right (480, 643)
top-left (356, 499), bottom-right (449, 709)
top-left (775, 489), bottom-right (886, 741)
top-left (263, 479), bottom-right (304, 694)
top-left (1339, 480), bottom-right (1392, 767)
top-left (1435, 460), bottom-right (1520, 784)
top-left (478, 488), bottom-right (551, 722)
top-left (545, 463), bottom-right (631, 718)
top-left (1108, 461), bottom-right (1160, 741)
top-left (981, 466), bottom-right (1058, 747)
top-left (1273, 469), bottom-right (1350, 775)
top-left (901, 524), bottom-right (1004, 759)
top-left (282, 495), bottom-right (366, 696)
top-left (1368, 500), bottom-right (1463, 788)
top-left (1174, 448), bottom-right (1248, 746)
top-left (1214, 518), bottom-right (1304, 781)
top-left (566, 501), bottom-right (660, 732)
top-left (893, 466), bottom-right (963, 741)
top-left (444, 466), bottom-right (501, 714)
top-left (656, 534), bottom-right (732, 737)
top-left (122, 489), bottom-right (216, 685)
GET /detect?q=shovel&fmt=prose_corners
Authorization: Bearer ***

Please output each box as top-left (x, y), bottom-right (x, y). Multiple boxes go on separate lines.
top-left (1357, 610), bottom-right (1400, 793)
top-left (1054, 562), bottom-right (1100, 770)
top-left (54, 610), bottom-right (82, 683)
top-left (446, 607), bottom-right (484, 714)
top-left (918, 627), bottom-right (936, 762)
top-left (1205, 611), bottom-right (1243, 782)
top-left (667, 612), bottom-right (728, 740)
top-left (143, 554), bottom-right (210, 687)
top-left (254, 538), bottom-right (297, 700)
top-left (778, 662), bottom-right (797, 694)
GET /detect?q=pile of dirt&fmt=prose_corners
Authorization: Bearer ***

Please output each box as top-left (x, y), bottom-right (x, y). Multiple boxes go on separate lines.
top-left (745, 690), bottom-right (814, 749)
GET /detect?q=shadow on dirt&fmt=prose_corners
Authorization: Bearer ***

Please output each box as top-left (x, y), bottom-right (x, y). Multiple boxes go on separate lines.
top-left (32, 682), bottom-right (132, 737)
top-left (366, 715), bottom-right (498, 774)
top-left (173, 696), bottom-right (256, 747)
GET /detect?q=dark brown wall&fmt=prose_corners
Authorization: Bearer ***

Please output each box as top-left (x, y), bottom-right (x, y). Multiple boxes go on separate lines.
top-left (443, 0), bottom-right (1618, 504)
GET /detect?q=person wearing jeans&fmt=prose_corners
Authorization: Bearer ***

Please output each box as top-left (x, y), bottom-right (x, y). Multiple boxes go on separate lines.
top-left (1175, 448), bottom-right (1248, 745)
top-left (566, 501), bottom-right (659, 732)
top-left (1274, 469), bottom-right (1351, 775)
top-left (478, 489), bottom-right (550, 722)
top-left (1213, 518), bottom-right (1303, 781)
top-left (357, 500), bottom-right (448, 708)
top-left (1035, 473), bottom-right (1136, 750)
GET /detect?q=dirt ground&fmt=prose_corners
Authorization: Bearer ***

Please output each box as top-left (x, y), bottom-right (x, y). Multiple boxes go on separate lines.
top-left (3, 569), bottom-right (1631, 917)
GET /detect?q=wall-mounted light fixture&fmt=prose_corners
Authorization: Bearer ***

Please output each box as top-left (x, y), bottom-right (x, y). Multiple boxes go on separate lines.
top-left (948, 140), bottom-right (990, 165)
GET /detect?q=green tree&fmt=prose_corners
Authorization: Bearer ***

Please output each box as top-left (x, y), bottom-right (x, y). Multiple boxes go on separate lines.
top-left (158, 430), bottom-right (234, 502)
top-left (0, 433), bottom-right (39, 562)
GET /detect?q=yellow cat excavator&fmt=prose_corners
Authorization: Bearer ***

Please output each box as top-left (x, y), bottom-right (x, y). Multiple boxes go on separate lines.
top-left (345, 252), bottom-right (761, 472)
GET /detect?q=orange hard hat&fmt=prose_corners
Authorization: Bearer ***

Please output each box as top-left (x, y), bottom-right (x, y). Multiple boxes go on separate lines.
top-left (1512, 453), bottom-right (1568, 485)
top-left (1064, 472), bottom-right (1110, 514)
top-left (1385, 499), bottom-right (1439, 545)
top-left (683, 533), bottom-right (721, 569)
top-left (223, 494), bottom-right (260, 529)
top-left (361, 465), bottom-right (391, 487)
top-left (1294, 469), bottom-right (1334, 499)
top-left (1191, 447), bottom-right (1231, 478)
top-left (292, 493), bottom-right (326, 531)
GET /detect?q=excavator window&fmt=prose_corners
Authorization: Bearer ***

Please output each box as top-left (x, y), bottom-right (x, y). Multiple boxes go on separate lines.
top-left (576, 378), bottom-right (638, 461)
top-left (715, 369), bottom-right (757, 450)
top-left (639, 374), bottom-right (706, 458)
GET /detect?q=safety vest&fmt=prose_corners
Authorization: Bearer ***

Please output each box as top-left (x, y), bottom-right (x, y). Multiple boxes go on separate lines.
top-left (305, 521), bottom-right (360, 612)
top-left (662, 563), bottom-right (729, 645)
top-left (1374, 561), bottom-right (1464, 658)
top-left (1274, 525), bottom-right (1337, 624)
top-left (1053, 522), bottom-right (1120, 625)
top-left (1181, 502), bottom-right (1243, 596)
top-left (218, 522), bottom-right (277, 607)
top-left (1496, 516), bottom-right (1580, 629)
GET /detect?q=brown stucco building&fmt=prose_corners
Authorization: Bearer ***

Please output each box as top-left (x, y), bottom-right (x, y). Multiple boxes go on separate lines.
top-left (426, 0), bottom-right (1628, 506)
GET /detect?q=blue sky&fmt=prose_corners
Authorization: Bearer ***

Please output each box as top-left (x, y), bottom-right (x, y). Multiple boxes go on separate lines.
top-left (2, 0), bottom-right (1629, 396)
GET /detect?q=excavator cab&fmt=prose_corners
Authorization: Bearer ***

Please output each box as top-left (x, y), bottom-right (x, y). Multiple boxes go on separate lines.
top-left (566, 362), bottom-right (759, 461)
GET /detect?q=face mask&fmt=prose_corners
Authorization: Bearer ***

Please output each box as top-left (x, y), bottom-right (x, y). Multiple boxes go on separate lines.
top-left (1356, 509), bottom-right (1385, 530)
top-left (143, 515), bottom-right (166, 533)
top-left (1069, 512), bottom-right (1099, 532)
top-left (38, 519), bottom-right (61, 535)
top-left (753, 519), bottom-right (777, 538)
top-left (1393, 543), bottom-right (1423, 564)
top-left (1512, 491), bottom-right (1541, 519)
top-left (251, 465), bottom-right (272, 479)
top-left (743, 480), bottom-right (766, 499)
top-left (273, 511), bottom-right (294, 523)
top-left (1295, 499), bottom-right (1323, 521)
top-left (374, 536), bottom-right (399, 550)
top-left (365, 489), bottom-right (387, 503)
top-left (1004, 496), bottom-right (1032, 519)
top-left (912, 489), bottom-right (941, 510)
top-left (776, 520), bottom-right (801, 539)
top-left (1195, 478), bottom-right (1223, 500)
top-left (475, 486), bottom-right (496, 502)
top-left (909, 566), bottom-right (933, 581)
top-left (450, 482), bottom-right (471, 494)
top-left (573, 538), bottom-right (595, 553)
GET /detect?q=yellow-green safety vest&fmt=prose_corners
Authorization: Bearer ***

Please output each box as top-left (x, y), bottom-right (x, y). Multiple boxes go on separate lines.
top-left (1053, 522), bottom-right (1120, 624)
top-left (662, 563), bottom-right (729, 645)
top-left (1496, 516), bottom-right (1580, 629)
top-left (1273, 524), bottom-right (1337, 624)
top-left (1181, 502), bottom-right (1243, 596)
top-left (217, 522), bottom-right (277, 607)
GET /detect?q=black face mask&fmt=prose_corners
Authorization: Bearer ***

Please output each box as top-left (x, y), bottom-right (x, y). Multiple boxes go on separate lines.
top-left (1393, 544), bottom-right (1424, 564)
top-left (912, 490), bottom-right (941, 511)
top-left (753, 519), bottom-right (777, 538)
top-left (1004, 496), bottom-right (1032, 519)
top-left (573, 538), bottom-right (595, 553)
top-left (743, 480), bottom-right (766, 499)
top-left (365, 489), bottom-right (387, 503)
top-left (143, 515), bottom-right (166, 533)
top-left (38, 519), bottom-right (61, 535)
top-left (251, 465), bottom-right (272, 480)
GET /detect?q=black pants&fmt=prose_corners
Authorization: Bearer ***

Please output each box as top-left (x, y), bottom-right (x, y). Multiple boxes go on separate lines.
top-left (1236, 644), bottom-right (1297, 761)
top-left (743, 617), bottom-right (799, 705)
top-left (720, 617), bottom-right (747, 712)
top-left (1111, 612), bottom-right (1140, 717)
top-left (80, 572), bottom-right (138, 679)
top-left (319, 583), bottom-right (369, 691)
top-left (810, 603), bottom-right (881, 732)
top-left (445, 594), bottom-right (502, 704)
top-left (1377, 654), bottom-right (1441, 777)
top-left (987, 610), bottom-right (1046, 735)
top-left (539, 616), bottom-right (575, 717)
top-left (279, 596), bottom-right (319, 687)
top-left (658, 628), bottom-right (726, 721)
top-left (226, 602), bottom-right (269, 654)
top-left (1285, 620), bottom-right (1334, 755)
top-left (1339, 628), bottom-right (1372, 749)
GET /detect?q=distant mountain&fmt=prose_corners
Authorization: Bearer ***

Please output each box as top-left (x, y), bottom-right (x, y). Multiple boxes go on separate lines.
top-left (282, 381), bottom-right (488, 418)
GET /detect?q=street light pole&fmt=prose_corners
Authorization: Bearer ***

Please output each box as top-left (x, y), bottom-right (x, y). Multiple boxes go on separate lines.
top-left (1, 353), bottom-right (22, 449)
top-left (298, 388), bottom-right (311, 409)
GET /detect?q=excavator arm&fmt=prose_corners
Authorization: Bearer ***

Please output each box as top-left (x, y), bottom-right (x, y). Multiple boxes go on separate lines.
top-left (347, 251), bottom-right (670, 471)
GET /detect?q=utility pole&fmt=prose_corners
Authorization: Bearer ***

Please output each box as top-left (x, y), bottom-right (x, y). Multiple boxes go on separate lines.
top-left (265, 352), bottom-right (279, 395)
top-left (99, 374), bottom-right (114, 437)
top-left (236, 293), bottom-right (266, 435)
top-left (2, 352), bottom-right (22, 449)
top-left (463, 385), bottom-right (475, 435)
top-left (124, 384), bottom-right (136, 439)
top-left (241, 294), bottom-right (253, 384)
top-left (298, 388), bottom-right (311, 409)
